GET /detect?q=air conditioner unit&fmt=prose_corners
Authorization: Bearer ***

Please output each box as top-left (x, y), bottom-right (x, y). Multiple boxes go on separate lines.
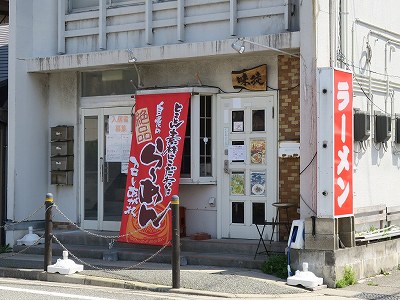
top-left (353, 110), bottom-right (370, 142)
top-left (374, 113), bottom-right (391, 143)
top-left (395, 115), bottom-right (400, 144)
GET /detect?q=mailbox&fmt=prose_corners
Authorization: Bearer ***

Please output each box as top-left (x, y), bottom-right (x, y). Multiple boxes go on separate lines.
top-left (51, 156), bottom-right (74, 171)
top-left (51, 141), bottom-right (74, 157)
top-left (51, 171), bottom-right (73, 185)
top-left (51, 126), bottom-right (74, 141)
top-left (50, 126), bottom-right (74, 185)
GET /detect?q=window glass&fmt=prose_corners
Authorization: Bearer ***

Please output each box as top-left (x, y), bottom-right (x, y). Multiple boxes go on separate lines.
top-left (181, 102), bottom-right (191, 178)
top-left (81, 69), bottom-right (137, 97)
top-left (252, 203), bottom-right (265, 225)
top-left (181, 95), bottom-right (214, 180)
top-left (69, 0), bottom-right (98, 12)
top-left (252, 110), bottom-right (265, 131)
top-left (200, 95), bottom-right (212, 177)
top-left (84, 116), bottom-right (98, 220)
top-left (232, 202), bottom-right (244, 224)
top-left (232, 111), bottom-right (244, 132)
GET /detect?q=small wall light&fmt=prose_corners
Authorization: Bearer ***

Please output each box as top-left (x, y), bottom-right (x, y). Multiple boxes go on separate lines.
top-left (231, 39), bottom-right (245, 54)
top-left (127, 49), bottom-right (143, 88)
top-left (231, 37), bottom-right (299, 58)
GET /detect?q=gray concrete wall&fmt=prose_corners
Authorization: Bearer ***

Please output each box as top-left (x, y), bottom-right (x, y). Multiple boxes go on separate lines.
top-left (47, 71), bottom-right (79, 222)
top-left (291, 238), bottom-right (400, 288)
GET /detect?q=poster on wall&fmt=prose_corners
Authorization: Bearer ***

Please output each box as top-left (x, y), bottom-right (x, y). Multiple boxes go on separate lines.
top-left (118, 93), bottom-right (190, 245)
top-left (109, 115), bottom-right (131, 135)
top-left (106, 134), bottom-right (132, 163)
top-left (106, 115), bottom-right (132, 163)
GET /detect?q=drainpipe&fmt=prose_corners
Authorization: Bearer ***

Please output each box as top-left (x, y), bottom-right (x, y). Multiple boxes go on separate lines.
top-left (366, 31), bottom-right (373, 120)
top-left (329, 0), bottom-right (336, 67)
top-left (339, 0), bottom-right (348, 69)
top-left (385, 42), bottom-right (389, 114)
top-left (385, 41), bottom-right (399, 114)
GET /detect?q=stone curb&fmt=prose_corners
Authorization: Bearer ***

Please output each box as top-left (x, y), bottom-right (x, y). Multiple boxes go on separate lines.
top-left (0, 267), bottom-right (235, 298)
top-left (0, 267), bottom-right (365, 299)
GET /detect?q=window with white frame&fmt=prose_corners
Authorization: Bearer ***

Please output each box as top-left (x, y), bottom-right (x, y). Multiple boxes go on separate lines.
top-left (80, 71), bottom-right (217, 183)
top-left (180, 94), bottom-right (216, 184)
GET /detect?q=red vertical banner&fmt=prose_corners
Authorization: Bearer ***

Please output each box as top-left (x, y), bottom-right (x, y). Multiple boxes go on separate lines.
top-left (119, 93), bottom-right (190, 245)
top-left (333, 70), bottom-right (353, 217)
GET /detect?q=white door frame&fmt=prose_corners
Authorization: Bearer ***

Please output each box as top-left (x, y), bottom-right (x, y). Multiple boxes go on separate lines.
top-left (79, 100), bottom-right (132, 231)
top-left (216, 91), bottom-right (279, 239)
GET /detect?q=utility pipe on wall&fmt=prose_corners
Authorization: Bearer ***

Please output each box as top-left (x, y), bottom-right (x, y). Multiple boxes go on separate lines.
top-left (329, 0), bottom-right (336, 67)
top-left (339, 0), bottom-right (348, 70)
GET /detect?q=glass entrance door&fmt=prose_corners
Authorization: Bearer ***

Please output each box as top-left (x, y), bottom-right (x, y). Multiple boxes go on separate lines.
top-left (81, 107), bottom-right (132, 231)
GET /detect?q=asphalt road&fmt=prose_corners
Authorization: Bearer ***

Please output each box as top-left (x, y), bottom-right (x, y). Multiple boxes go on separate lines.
top-left (0, 277), bottom-right (221, 300)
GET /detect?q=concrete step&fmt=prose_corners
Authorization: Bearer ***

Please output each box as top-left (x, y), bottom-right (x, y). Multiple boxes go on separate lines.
top-left (17, 229), bottom-right (287, 270)
top-left (47, 229), bottom-right (287, 255)
top-left (11, 243), bottom-right (268, 270)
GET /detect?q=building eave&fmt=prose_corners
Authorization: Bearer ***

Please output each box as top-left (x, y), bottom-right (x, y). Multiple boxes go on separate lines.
top-left (26, 32), bottom-right (300, 73)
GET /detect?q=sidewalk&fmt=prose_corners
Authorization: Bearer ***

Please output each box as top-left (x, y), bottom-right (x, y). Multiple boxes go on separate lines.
top-left (3, 252), bottom-right (399, 299)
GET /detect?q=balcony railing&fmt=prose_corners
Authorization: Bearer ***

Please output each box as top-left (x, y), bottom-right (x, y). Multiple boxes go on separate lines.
top-left (58, 0), bottom-right (299, 54)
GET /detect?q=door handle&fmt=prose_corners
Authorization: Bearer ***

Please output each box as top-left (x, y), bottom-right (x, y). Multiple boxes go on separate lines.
top-left (106, 162), bottom-right (110, 183)
top-left (100, 157), bottom-right (104, 182)
top-left (224, 160), bottom-right (229, 174)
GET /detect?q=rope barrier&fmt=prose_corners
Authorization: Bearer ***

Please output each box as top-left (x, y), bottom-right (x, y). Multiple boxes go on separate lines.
top-left (0, 203), bottom-right (46, 230)
top-left (53, 205), bottom-right (160, 242)
top-left (1, 200), bottom-right (172, 273)
top-left (52, 234), bottom-right (170, 272)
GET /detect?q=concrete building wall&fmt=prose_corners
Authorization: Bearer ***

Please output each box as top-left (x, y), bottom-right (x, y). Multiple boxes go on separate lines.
top-left (341, 0), bottom-right (400, 210)
top-left (8, 3), bottom-right (48, 214)
top-left (8, 1), bottom-right (51, 241)
top-left (47, 71), bottom-right (79, 222)
top-left (298, 0), bottom-right (400, 219)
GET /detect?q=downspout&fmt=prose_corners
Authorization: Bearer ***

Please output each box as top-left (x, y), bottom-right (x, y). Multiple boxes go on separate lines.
top-left (366, 31), bottom-right (373, 121)
top-left (385, 41), bottom-right (398, 114)
top-left (339, 0), bottom-right (348, 69)
top-left (329, 0), bottom-right (336, 67)
top-left (385, 42), bottom-right (389, 114)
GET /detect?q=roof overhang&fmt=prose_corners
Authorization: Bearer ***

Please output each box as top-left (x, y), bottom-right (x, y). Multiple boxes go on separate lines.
top-left (26, 32), bottom-right (300, 73)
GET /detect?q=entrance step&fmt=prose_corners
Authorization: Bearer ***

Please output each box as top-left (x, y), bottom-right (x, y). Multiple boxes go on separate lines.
top-left (9, 229), bottom-right (287, 270)
top-left (48, 229), bottom-right (287, 254)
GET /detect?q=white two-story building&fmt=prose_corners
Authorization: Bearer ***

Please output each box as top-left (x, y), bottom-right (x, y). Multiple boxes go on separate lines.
top-left (7, 0), bottom-right (400, 285)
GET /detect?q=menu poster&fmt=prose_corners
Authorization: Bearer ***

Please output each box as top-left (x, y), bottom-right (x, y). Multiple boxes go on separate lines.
top-left (250, 139), bottom-right (266, 164)
top-left (250, 172), bottom-right (266, 195)
top-left (106, 134), bottom-right (122, 162)
top-left (228, 145), bottom-right (246, 161)
top-left (106, 134), bottom-right (132, 163)
top-left (121, 134), bottom-right (132, 162)
top-left (230, 172), bottom-right (245, 195)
